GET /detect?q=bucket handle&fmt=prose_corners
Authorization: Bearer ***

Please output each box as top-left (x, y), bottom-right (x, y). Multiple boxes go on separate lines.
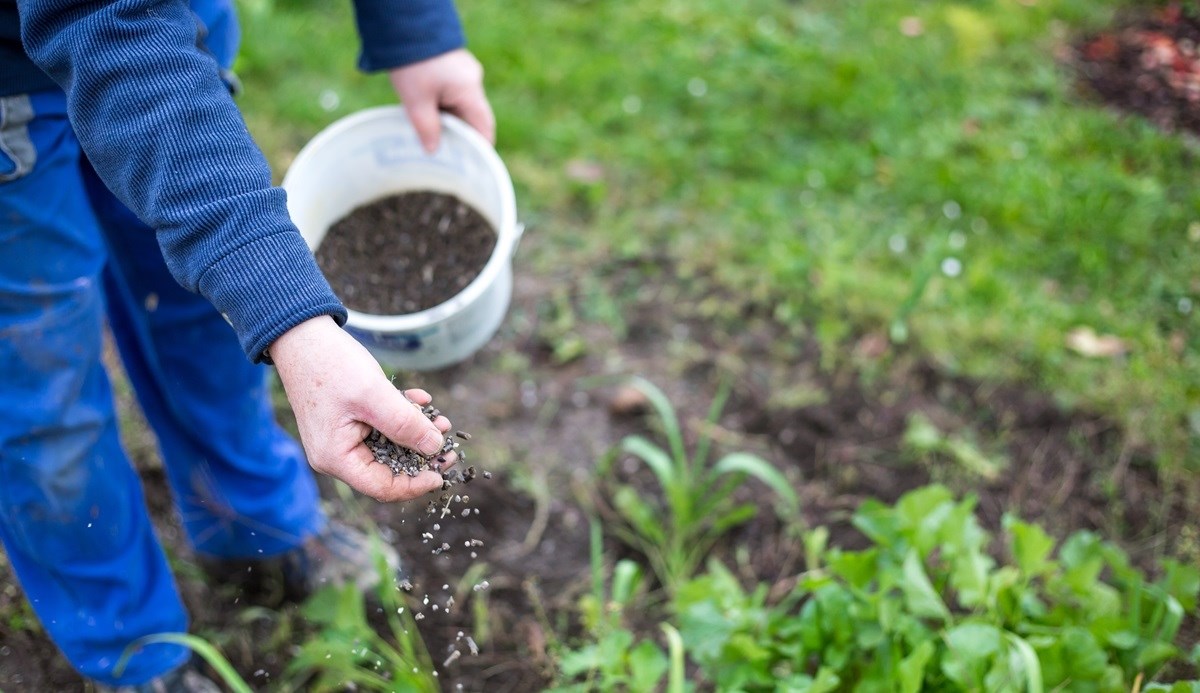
top-left (510, 222), bottom-right (526, 259)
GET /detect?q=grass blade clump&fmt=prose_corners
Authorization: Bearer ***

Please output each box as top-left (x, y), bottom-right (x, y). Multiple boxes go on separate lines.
top-left (600, 376), bottom-right (799, 592)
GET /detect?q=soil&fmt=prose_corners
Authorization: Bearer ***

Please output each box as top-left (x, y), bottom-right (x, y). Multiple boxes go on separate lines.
top-left (1075, 2), bottom-right (1200, 135)
top-left (0, 249), bottom-right (1194, 691)
top-left (315, 191), bottom-right (497, 315)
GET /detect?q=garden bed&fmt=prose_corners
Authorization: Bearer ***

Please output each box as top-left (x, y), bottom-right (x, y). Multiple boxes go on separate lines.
top-left (0, 253), bottom-right (1186, 691)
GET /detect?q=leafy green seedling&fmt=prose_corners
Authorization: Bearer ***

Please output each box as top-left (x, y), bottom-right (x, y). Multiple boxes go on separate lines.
top-left (282, 541), bottom-right (438, 692)
top-left (672, 485), bottom-right (1199, 690)
top-left (903, 412), bottom-right (1007, 481)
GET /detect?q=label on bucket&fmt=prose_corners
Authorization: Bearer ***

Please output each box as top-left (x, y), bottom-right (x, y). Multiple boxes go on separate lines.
top-left (347, 323), bottom-right (452, 360)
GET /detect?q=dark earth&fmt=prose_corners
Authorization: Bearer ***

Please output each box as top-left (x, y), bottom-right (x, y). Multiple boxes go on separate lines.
top-left (1075, 2), bottom-right (1200, 135)
top-left (315, 191), bottom-right (497, 315)
top-left (2, 9), bottom-right (1199, 691)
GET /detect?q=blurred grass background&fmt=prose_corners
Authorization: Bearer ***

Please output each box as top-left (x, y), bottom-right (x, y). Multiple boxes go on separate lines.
top-left (234, 0), bottom-right (1198, 466)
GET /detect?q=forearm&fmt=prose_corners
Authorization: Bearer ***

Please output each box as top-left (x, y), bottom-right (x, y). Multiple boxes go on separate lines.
top-left (19, 0), bottom-right (345, 361)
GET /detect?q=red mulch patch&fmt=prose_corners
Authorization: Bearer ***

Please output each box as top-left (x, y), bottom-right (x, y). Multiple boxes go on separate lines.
top-left (1076, 3), bottom-right (1200, 134)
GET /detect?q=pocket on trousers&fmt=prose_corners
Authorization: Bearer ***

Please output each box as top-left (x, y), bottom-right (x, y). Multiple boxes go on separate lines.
top-left (0, 95), bottom-right (37, 183)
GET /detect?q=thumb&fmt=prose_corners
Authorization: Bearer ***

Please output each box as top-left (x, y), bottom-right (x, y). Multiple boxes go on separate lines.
top-left (404, 95), bottom-right (443, 154)
top-left (368, 387), bottom-right (445, 458)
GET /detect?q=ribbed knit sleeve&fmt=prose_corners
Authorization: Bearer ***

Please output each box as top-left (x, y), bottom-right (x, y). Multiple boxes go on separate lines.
top-left (351, 0), bottom-right (464, 71)
top-left (17, 0), bottom-right (347, 362)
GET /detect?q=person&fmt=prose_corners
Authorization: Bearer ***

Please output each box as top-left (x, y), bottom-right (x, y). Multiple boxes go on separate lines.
top-left (0, 0), bottom-right (495, 689)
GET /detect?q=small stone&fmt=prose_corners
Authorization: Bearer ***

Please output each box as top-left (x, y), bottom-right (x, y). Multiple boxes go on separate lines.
top-left (609, 385), bottom-right (650, 416)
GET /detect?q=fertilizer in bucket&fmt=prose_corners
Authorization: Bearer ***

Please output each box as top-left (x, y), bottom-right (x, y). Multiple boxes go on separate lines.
top-left (282, 106), bottom-right (520, 371)
top-left (315, 192), bottom-right (496, 316)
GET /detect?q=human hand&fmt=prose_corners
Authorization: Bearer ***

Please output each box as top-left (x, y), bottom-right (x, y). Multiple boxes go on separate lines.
top-left (270, 316), bottom-right (453, 501)
top-left (389, 48), bottom-right (495, 153)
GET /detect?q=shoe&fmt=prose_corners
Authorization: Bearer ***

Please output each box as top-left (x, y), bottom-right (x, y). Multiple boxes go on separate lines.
top-left (200, 520), bottom-right (403, 602)
top-left (278, 520), bottom-right (403, 599)
top-left (93, 663), bottom-right (221, 693)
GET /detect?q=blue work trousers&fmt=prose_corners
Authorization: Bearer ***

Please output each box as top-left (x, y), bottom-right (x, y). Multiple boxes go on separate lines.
top-left (0, 89), bottom-right (324, 685)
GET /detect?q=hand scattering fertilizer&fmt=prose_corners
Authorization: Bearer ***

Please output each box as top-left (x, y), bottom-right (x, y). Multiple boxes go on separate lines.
top-left (285, 106), bottom-right (515, 679)
top-left (365, 400), bottom-right (490, 502)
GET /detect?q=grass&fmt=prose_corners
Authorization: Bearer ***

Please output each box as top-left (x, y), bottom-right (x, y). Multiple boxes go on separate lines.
top-left (115, 633), bottom-right (252, 693)
top-left (234, 0), bottom-right (1199, 467)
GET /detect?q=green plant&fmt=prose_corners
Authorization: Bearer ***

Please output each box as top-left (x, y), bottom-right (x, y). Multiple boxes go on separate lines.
top-left (598, 377), bottom-right (799, 593)
top-left (535, 287), bottom-right (588, 365)
top-left (282, 545), bottom-right (438, 692)
top-left (672, 485), bottom-right (1200, 691)
top-left (550, 520), bottom-right (681, 692)
top-left (116, 633), bottom-right (252, 693)
top-left (902, 412), bottom-right (1007, 481)
top-left (0, 587), bottom-right (39, 633)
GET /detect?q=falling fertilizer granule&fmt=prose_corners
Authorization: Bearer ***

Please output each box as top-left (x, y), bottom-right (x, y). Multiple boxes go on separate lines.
top-left (366, 397), bottom-right (496, 679)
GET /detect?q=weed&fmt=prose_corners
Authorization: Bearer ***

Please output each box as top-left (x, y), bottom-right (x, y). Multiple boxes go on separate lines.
top-left (535, 287), bottom-right (588, 365)
top-left (548, 520), bottom-right (676, 692)
top-left (902, 411), bottom-right (1007, 482)
top-left (597, 376), bottom-right (799, 593)
top-left (0, 584), bottom-right (38, 633)
top-left (282, 547), bottom-right (438, 692)
top-left (115, 633), bottom-right (252, 693)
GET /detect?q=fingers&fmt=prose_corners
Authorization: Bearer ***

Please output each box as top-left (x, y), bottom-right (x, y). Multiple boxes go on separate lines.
top-left (365, 385), bottom-right (444, 456)
top-left (435, 450), bottom-right (458, 471)
top-left (404, 95), bottom-right (443, 154)
top-left (404, 388), bottom-right (432, 405)
top-left (334, 446), bottom-right (444, 502)
top-left (450, 91), bottom-right (496, 145)
top-left (390, 49), bottom-right (493, 152)
top-left (402, 388), bottom-right (451, 434)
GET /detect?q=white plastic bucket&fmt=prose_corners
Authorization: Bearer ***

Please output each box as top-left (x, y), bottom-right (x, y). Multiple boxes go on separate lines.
top-left (282, 106), bottom-right (520, 371)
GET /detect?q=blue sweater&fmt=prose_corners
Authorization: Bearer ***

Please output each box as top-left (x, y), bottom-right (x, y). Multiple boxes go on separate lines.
top-left (4, 0), bottom-right (465, 361)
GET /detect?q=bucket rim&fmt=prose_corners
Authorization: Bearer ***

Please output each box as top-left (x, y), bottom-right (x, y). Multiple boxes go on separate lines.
top-left (284, 105), bottom-right (519, 335)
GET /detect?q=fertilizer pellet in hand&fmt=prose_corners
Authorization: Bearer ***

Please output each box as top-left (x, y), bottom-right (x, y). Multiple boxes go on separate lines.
top-left (363, 399), bottom-right (485, 492)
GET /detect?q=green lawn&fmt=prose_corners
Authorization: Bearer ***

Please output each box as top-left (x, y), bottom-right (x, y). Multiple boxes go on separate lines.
top-left (235, 0), bottom-right (1199, 465)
